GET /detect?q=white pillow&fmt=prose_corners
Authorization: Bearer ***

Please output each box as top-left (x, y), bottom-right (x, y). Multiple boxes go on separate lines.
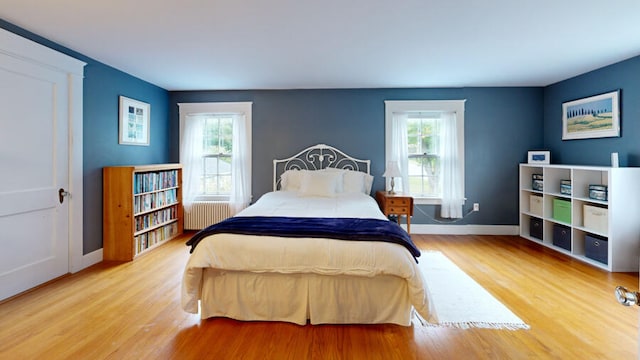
top-left (363, 173), bottom-right (374, 195)
top-left (281, 169), bottom-right (307, 191)
top-left (298, 171), bottom-right (341, 197)
top-left (342, 170), bottom-right (365, 193)
top-left (323, 168), bottom-right (374, 195)
top-left (322, 167), bottom-right (345, 192)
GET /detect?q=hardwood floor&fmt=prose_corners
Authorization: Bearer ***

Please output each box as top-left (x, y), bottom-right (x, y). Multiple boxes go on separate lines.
top-left (0, 233), bottom-right (637, 359)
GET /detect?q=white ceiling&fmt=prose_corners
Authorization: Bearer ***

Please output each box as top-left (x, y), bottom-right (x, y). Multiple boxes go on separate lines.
top-left (2, 0), bottom-right (640, 91)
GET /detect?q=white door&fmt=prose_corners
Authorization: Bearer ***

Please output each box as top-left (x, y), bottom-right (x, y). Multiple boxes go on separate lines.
top-left (0, 44), bottom-right (70, 301)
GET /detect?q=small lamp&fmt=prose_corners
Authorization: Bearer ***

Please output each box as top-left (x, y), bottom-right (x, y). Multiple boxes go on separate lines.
top-left (382, 161), bottom-right (401, 194)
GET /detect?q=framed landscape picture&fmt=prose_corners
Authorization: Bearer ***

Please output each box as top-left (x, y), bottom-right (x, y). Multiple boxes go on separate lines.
top-left (562, 90), bottom-right (620, 140)
top-left (119, 96), bottom-right (150, 146)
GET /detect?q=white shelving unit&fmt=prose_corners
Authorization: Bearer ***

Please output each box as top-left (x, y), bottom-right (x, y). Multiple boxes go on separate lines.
top-left (519, 164), bottom-right (640, 272)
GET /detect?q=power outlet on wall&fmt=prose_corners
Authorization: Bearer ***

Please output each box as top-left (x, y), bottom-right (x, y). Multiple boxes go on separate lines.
top-left (473, 203), bottom-right (480, 212)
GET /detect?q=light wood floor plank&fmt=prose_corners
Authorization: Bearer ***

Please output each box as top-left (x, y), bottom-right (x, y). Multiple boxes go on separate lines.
top-left (0, 233), bottom-right (637, 359)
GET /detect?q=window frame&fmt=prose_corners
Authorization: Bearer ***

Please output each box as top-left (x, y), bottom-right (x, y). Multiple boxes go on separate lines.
top-left (201, 115), bottom-right (233, 200)
top-left (406, 114), bottom-right (441, 198)
top-left (384, 100), bottom-right (465, 205)
top-left (179, 101), bottom-right (252, 202)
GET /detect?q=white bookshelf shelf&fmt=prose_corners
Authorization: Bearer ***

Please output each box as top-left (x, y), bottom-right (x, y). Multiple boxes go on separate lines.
top-left (519, 164), bottom-right (640, 272)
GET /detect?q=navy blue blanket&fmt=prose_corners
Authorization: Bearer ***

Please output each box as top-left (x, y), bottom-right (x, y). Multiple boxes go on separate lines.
top-left (186, 216), bottom-right (420, 261)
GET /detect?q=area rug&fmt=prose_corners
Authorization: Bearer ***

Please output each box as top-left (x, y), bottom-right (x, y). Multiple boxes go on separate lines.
top-left (417, 251), bottom-right (530, 330)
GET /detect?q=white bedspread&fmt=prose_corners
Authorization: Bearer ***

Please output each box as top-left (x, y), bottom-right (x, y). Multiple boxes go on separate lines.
top-left (181, 191), bottom-right (433, 323)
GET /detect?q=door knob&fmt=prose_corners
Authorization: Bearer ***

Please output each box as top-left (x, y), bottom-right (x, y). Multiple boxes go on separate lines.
top-left (58, 188), bottom-right (70, 204)
top-left (615, 286), bottom-right (640, 306)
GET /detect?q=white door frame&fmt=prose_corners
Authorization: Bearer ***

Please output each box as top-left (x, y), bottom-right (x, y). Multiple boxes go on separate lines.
top-left (1, 28), bottom-right (86, 274)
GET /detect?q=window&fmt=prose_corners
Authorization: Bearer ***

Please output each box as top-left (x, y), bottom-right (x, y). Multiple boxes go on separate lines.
top-left (201, 115), bottom-right (233, 199)
top-left (407, 113), bottom-right (440, 198)
top-left (384, 100), bottom-right (465, 217)
top-left (179, 102), bottom-right (252, 213)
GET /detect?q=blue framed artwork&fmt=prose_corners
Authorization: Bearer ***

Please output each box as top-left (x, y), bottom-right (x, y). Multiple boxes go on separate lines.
top-left (562, 90), bottom-right (620, 140)
top-left (119, 95), bottom-right (150, 146)
top-left (528, 151), bottom-right (550, 164)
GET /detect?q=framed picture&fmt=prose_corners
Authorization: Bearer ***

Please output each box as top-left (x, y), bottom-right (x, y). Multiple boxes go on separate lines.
top-left (562, 90), bottom-right (620, 140)
top-left (119, 96), bottom-right (150, 146)
top-left (528, 151), bottom-right (550, 164)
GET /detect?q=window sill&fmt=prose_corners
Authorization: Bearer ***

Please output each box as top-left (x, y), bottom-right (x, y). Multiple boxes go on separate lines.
top-left (413, 197), bottom-right (468, 205)
top-left (414, 197), bottom-right (442, 205)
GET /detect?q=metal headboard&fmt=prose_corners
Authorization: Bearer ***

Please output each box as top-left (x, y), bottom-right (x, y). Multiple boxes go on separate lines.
top-left (273, 144), bottom-right (371, 191)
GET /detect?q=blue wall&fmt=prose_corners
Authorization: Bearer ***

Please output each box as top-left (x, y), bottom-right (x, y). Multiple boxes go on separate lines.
top-left (0, 20), bottom-right (172, 254)
top-left (83, 64), bottom-right (171, 254)
top-left (10, 15), bottom-right (635, 254)
top-left (543, 56), bottom-right (640, 166)
top-left (170, 87), bottom-right (543, 226)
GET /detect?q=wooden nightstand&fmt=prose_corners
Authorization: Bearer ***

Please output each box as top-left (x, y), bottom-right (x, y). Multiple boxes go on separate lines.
top-left (375, 191), bottom-right (414, 233)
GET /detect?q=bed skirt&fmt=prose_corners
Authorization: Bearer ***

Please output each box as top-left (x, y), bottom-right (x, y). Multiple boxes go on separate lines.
top-left (200, 269), bottom-right (413, 326)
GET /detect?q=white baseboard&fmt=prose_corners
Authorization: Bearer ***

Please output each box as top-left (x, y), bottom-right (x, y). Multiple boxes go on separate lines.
top-left (73, 248), bottom-right (103, 273)
top-left (408, 224), bottom-right (519, 236)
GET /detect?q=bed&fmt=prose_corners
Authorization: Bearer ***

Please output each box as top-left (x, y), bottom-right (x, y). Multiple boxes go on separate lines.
top-left (181, 144), bottom-right (433, 326)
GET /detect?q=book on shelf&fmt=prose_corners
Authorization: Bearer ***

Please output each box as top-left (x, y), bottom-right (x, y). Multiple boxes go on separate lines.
top-left (134, 188), bottom-right (178, 213)
top-left (134, 222), bottom-right (179, 255)
top-left (133, 170), bottom-right (178, 194)
top-left (135, 205), bottom-right (178, 232)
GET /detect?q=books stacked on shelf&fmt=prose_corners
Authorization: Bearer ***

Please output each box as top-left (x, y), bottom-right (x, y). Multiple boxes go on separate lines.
top-left (135, 205), bottom-right (178, 232)
top-left (133, 170), bottom-right (178, 194)
top-left (134, 222), bottom-right (179, 255)
top-left (134, 188), bottom-right (178, 214)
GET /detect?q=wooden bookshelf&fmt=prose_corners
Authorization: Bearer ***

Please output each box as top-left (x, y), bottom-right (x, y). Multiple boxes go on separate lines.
top-left (103, 164), bottom-right (183, 261)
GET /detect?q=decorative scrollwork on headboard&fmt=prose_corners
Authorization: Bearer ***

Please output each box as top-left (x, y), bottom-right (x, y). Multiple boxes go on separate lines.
top-left (273, 144), bottom-right (371, 190)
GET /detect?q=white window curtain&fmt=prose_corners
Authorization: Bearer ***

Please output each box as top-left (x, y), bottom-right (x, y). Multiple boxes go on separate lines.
top-left (439, 111), bottom-right (464, 218)
top-left (385, 100), bottom-right (465, 207)
top-left (229, 113), bottom-right (250, 214)
top-left (179, 112), bottom-right (251, 215)
top-left (390, 113), bottom-right (409, 192)
top-left (180, 115), bottom-right (204, 210)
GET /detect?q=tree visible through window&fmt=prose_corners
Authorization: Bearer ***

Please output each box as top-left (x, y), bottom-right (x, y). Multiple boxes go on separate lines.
top-left (202, 116), bottom-right (233, 197)
top-left (407, 115), bottom-right (440, 198)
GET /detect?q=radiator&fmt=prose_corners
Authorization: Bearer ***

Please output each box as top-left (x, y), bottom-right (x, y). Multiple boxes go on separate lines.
top-left (184, 201), bottom-right (232, 230)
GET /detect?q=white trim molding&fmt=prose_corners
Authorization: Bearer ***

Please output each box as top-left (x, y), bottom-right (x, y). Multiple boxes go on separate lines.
top-left (384, 99), bottom-right (466, 205)
top-left (408, 224), bottom-right (520, 236)
top-left (81, 248), bottom-right (103, 269)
